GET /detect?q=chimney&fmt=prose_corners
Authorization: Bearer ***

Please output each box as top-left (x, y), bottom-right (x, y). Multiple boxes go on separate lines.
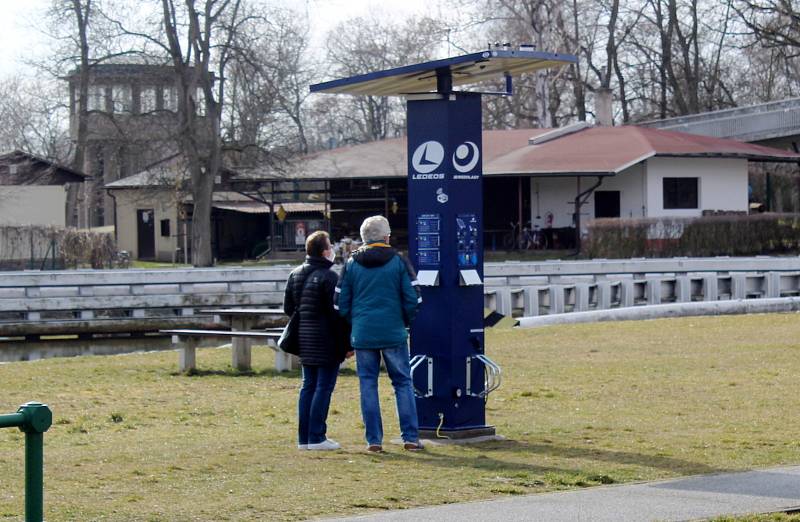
top-left (595, 87), bottom-right (613, 126)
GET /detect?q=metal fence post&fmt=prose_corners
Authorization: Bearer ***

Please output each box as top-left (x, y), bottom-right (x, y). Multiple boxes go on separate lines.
top-left (0, 402), bottom-right (52, 522)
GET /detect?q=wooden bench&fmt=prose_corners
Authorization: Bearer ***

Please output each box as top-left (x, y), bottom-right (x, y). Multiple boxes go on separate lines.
top-left (160, 329), bottom-right (298, 373)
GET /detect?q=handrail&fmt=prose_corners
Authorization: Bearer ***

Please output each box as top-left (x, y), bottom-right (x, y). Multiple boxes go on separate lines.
top-left (0, 402), bottom-right (52, 522)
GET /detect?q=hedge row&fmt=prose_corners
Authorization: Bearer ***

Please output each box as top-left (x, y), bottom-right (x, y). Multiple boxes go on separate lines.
top-left (584, 214), bottom-right (800, 258)
top-left (0, 225), bottom-right (117, 270)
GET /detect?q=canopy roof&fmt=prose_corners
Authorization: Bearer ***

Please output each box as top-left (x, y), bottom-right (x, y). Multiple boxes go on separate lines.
top-left (310, 49), bottom-right (577, 96)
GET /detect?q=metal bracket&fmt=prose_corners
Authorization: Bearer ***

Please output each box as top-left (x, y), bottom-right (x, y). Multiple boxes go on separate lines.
top-left (409, 355), bottom-right (433, 398)
top-left (466, 354), bottom-right (502, 398)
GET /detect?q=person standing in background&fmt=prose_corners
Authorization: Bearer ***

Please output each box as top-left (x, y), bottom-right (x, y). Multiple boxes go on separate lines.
top-left (284, 230), bottom-right (352, 451)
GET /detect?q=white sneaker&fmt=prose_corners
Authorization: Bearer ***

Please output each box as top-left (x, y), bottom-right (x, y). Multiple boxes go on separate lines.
top-left (297, 444), bottom-right (308, 450)
top-left (307, 439), bottom-right (341, 451)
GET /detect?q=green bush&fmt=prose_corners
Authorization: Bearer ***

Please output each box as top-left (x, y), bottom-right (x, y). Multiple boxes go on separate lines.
top-left (585, 214), bottom-right (800, 258)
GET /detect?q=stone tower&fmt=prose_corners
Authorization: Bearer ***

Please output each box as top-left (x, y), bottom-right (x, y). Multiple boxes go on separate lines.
top-left (65, 64), bottom-right (211, 227)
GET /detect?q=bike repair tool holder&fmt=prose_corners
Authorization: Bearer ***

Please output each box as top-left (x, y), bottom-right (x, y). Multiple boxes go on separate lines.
top-left (311, 46), bottom-right (575, 439)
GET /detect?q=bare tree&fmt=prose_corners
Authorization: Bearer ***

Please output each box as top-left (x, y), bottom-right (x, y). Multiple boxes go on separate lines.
top-left (318, 15), bottom-right (446, 144)
top-left (157, 0), bottom-right (243, 267)
top-left (0, 78), bottom-right (71, 160)
top-left (224, 6), bottom-right (314, 162)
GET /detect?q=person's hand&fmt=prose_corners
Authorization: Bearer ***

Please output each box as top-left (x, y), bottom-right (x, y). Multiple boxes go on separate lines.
top-left (345, 351), bottom-right (355, 359)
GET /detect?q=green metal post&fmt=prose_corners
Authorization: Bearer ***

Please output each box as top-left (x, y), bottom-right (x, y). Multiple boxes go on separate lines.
top-left (0, 402), bottom-right (52, 522)
top-left (19, 402), bottom-right (51, 522)
top-left (25, 432), bottom-right (44, 522)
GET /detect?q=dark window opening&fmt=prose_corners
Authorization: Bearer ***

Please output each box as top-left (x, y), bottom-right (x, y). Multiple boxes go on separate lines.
top-left (160, 219), bottom-right (171, 237)
top-left (594, 191), bottom-right (621, 218)
top-left (663, 177), bottom-right (698, 209)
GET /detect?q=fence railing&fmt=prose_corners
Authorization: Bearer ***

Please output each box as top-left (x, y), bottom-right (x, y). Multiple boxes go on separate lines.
top-left (0, 402), bottom-right (52, 522)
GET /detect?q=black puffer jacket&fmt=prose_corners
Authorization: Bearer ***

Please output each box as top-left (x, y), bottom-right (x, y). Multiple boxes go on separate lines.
top-left (283, 256), bottom-right (350, 365)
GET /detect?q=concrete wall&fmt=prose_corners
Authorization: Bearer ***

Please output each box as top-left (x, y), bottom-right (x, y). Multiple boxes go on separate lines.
top-left (0, 186), bottom-right (67, 226)
top-left (113, 188), bottom-right (179, 261)
top-left (645, 157), bottom-right (748, 217)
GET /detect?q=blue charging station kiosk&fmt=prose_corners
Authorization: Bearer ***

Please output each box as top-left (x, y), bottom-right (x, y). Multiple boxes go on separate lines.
top-left (312, 48), bottom-right (575, 439)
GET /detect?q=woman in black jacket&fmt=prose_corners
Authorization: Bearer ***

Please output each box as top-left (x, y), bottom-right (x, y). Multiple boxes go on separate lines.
top-left (283, 230), bottom-right (351, 451)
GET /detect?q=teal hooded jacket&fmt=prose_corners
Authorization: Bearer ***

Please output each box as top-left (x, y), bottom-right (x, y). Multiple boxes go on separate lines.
top-left (335, 244), bottom-right (420, 349)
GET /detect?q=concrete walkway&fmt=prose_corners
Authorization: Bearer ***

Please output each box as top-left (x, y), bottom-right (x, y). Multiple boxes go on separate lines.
top-left (321, 465), bottom-right (800, 522)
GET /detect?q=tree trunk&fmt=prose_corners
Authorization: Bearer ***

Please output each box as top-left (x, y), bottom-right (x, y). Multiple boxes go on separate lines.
top-left (571, 0), bottom-right (586, 121)
top-left (70, 1), bottom-right (91, 183)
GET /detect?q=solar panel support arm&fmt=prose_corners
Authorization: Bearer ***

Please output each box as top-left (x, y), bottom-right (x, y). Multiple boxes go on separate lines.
top-left (436, 67), bottom-right (453, 94)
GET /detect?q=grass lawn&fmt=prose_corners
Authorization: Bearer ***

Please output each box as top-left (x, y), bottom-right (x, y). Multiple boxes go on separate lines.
top-left (1, 313), bottom-right (800, 521)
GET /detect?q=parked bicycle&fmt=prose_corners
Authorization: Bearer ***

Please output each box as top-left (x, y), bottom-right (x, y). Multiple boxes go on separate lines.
top-left (503, 221), bottom-right (548, 250)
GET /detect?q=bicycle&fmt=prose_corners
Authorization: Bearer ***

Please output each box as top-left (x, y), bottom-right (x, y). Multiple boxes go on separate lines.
top-left (503, 221), bottom-right (549, 250)
top-left (502, 221), bottom-right (523, 250)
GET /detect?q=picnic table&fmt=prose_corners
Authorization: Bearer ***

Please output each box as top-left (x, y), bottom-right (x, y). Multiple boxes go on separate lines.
top-left (161, 308), bottom-right (298, 373)
top-left (204, 308), bottom-right (288, 370)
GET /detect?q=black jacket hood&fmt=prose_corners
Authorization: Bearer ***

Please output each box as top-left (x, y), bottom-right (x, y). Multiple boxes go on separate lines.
top-left (352, 245), bottom-right (396, 268)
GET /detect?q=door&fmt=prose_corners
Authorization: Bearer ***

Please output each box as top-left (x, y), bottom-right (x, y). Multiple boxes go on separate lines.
top-left (137, 209), bottom-right (155, 260)
top-left (594, 191), bottom-right (621, 218)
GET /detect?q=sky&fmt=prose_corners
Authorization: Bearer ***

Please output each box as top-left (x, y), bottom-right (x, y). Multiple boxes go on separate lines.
top-left (0, 0), bottom-right (438, 77)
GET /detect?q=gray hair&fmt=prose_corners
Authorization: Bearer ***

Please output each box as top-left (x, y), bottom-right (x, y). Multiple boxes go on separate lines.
top-left (360, 215), bottom-right (391, 243)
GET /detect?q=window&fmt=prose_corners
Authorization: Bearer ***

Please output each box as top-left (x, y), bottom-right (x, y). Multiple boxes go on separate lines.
top-left (162, 86), bottom-right (177, 111)
top-left (193, 87), bottom-right (205, 116)
top-left (87, 85), bottom-right (106, 111)
top-left (140, 86), bottom-right (157, 113)
top-left (112, 84), bottom-right (132, 113)
top-left (663, 177), bottom-right (698, 209)
top-left (160, 219), bottom-right (171, 237)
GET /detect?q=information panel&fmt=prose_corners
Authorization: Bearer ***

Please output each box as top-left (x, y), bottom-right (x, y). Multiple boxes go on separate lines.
top-left (456, 214), bottom-right (479, 267)
top-left (416, 213), bottom-right (441, 268)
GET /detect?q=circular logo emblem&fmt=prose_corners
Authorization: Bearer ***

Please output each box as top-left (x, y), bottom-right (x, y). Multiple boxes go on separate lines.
top-left (452, 141), bottom-right (480, 173)
top-left (411, 141), bottom-right (445, 174)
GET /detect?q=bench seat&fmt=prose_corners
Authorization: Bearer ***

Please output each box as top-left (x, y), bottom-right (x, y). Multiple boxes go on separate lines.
top-left (160, 328), bottom-right (295, 373)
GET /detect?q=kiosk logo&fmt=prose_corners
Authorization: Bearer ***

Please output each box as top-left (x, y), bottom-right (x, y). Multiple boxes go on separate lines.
top-left (411, 141), bottom-right (444, 174)
top-left (452, 141), bottom-right (480, 173)
top-left (436, 187), bottom-right (449, 204)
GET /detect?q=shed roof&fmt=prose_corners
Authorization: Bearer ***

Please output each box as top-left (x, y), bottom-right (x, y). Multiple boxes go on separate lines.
top-left (489, 126), bottom-right (800, 176)
top-left (0, 150), bottom-right (88, 185)
top-left (236, 125), bottom-right (800, 182)
top-left (234, 129), bottom-right (548, 182)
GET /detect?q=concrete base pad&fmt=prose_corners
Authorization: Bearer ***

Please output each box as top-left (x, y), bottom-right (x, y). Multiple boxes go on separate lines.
top-left (421, 434), bottom-right (506, 446)
top-left (389, 434), bottom-right (505, 446)
top-left (418, 425), bottom-right (496, 440)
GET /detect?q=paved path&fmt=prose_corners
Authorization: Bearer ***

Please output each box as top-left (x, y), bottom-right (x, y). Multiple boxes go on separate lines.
top-left (320, 465), bottom-right (800, 522)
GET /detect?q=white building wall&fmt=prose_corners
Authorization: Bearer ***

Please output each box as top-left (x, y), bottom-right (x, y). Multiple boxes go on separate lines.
top-left (113, 188), bottom-right (179, 261)
top-left (529, 158), bottom-right (749, 228)
top-left (530, 164), bottom-right (646, 229)
top-left (645, 157), bottom-right (748, 217)
top-left (0, 186), bottom-right (66, 226)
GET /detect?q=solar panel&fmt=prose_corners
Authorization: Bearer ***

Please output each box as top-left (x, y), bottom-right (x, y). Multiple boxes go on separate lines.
top-left (309, 49), bottom-right (577, 96)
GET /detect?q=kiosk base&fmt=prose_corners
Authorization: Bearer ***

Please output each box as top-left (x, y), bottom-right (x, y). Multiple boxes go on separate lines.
top-left (419, 425), bottom-right (496, 440)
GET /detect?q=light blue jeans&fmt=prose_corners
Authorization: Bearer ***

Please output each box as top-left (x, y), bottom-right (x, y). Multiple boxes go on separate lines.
top-left (355, 344), bottom-right (419, 446)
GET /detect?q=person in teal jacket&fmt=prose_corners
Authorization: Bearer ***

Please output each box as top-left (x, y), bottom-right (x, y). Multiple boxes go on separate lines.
top-left (335, 215), bottom-right (423, 452)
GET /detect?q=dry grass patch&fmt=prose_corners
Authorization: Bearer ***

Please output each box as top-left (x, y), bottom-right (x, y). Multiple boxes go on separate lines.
top-left (0, 313), bottom-right (799, 520)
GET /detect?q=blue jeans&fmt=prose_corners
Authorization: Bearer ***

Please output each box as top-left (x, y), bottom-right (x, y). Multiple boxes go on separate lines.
top-left (356, 344), bottom-right (419, 446)
top-left (298, 364), bottom-right (340, 445)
